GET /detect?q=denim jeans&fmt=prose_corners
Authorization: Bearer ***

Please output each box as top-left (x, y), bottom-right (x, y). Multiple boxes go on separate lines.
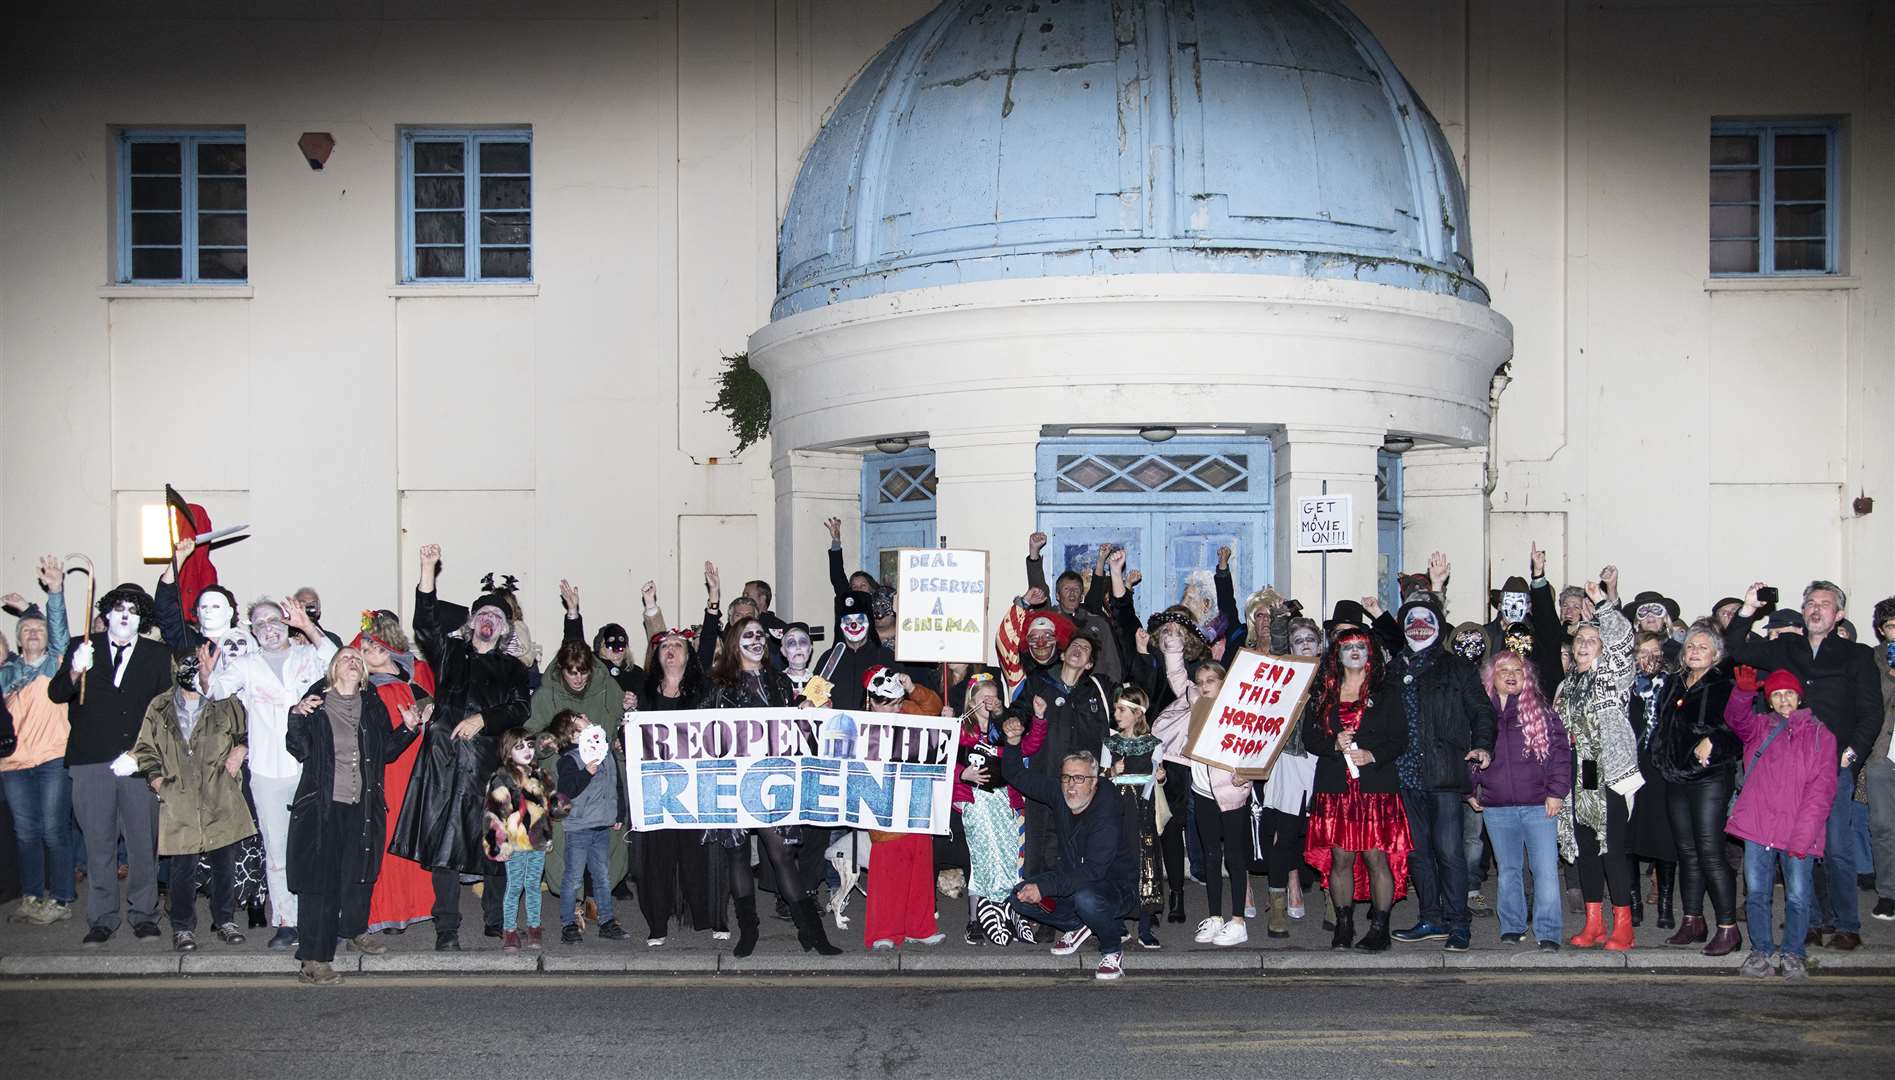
top-left (1402, 790), bottom-right (1470, 929)
top-left (1462, 805), bottom-right (1488, 890)
top-left (561, 828), bottom-right (616, 927)
top-left (0, 760), bottom-right (75, 903)
top-left (1484, 804), bottom-right (1563, 943)
top-left (1744, 841), bottom-right (1814, 960)
top-left (1008, 880), bottom-right (1128, 956)
top-left (1819, 766), bottom-right (1861, 932)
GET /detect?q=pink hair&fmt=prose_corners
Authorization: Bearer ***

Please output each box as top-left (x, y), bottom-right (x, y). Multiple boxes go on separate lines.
top-left (1480, 649), bottom-right (1555, 762)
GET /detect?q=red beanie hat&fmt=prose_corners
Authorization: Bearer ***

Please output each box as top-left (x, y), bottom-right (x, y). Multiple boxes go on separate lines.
top-left (1762, 669), bottom-right (1804, 700)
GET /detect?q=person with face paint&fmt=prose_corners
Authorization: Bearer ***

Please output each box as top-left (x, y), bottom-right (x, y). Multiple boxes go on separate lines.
top-left (1715, 667), bottom-right (1836, 979)
top-left (1302, 628), bottom-right (1411, 950)
top-left (824, 516), bottom-right (880, 620)
top-left (203, 593), bottom-right (336, 948)
top-left (50, 582), bottom-right (174, 946)
top-left (530, 640), bottom-right (634, 923)
top-left (1473, 649), bottom-right (1571, 951)
top-left (1550, 572), bottom-right (1644, 953)
top-left (354, 613), bottom-right (437, 935)
top-left (1008, 621), bottom-right (1110, 882)
top-left (484, 728), bottom-right (555, 952)
top-left (778, 622), bottom-right (816, 701)
top-left (1623, 631), bottom-right (1680, 929)
top-left (389, 544), bottom-right (533, 952)
top-left (1253, 617), bottom-right (1322, 936)
top-left (1, 556), bottom-right (76, 926)
top-left (811, 591), bottom-right (894, 713)
top-left (1384, 592), bottom-right (1497, 953)
top-left (285, 647), bottom-right (425, 984)
top-left (131, 643), bottom-right (254, 951)
top-left (1725, 580), bottom-right (1882, 951)
top-left (1025, 532), bottom-right (1125, 686)
top-left (859, 666), bottom-right (948, 951)
top-left (555, 579), bottom-right (645, 696)
top-left (709, 616), bottom-right (849, 956)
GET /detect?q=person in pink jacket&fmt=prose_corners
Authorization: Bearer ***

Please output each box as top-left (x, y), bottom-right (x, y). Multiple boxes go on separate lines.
top-left (1724, 667), bottom-right (1837, 980)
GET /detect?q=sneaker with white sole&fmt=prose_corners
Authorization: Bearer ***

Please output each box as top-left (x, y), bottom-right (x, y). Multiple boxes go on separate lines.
top-left (1095, 951), bottom-right (1124, 980)
top-left (1212, 919), bottom-right (1249, 946)
top-left (1050, 925), bottom-right (1093, 956)
top-left (10, 897), bottom-right (46, 924)
top-left (1194, 916), bottom-right (1225, 944)
top-left (905, 933), bottom-right (947, 946)
top-left (1739, 950), bottom-right (1777, 977)
top-left (31, 899), bottom-right (74, 925)
top-left (870, 938), bottom-right (896, 950)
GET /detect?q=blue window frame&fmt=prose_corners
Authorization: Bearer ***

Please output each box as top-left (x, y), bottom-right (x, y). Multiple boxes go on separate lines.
top-left (116, 130), bottom-right (247, 283)
top-left (400, 129), bottom-right (533, 282)
top-left (1710, 121), bottom-right (1840, 275)
top-left (861, 447), bottom-right (937, 584)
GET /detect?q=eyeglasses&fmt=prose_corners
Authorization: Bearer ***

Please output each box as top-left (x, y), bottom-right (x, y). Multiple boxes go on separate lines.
top-left (1058, 774), bottom-right (1098, 786)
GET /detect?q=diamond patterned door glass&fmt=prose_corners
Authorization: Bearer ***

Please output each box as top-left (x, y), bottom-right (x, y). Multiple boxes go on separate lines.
top-left (1054, 451), bottom-right (1249, 497)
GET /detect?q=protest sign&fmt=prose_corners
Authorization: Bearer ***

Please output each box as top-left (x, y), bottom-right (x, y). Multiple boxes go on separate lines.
top-left (1296, 495), bottom-right (1354, 552)
top-left (624, 707), bottom-right (957, 834)
top-left (1185, 649), bottom-right (1320, 780)
top-left (895, 547), bottom-right (989, 664)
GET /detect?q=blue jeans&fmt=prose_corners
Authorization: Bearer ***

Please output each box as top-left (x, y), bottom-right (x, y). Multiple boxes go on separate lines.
top-left (1744, 841), bottom-right (1814, 960)
top-left (1009, 880), bottom-right (1128, 956)
top-left (1483, 804), bottom-right (1563, 943)
top-left (1402, 790), bottom-right (1470, 930)
top-left (560, 828), bottom-right (616, 927)
top-left (1, 761), bottom-right (75, 903)
top-left (1819, 767), bottom-right (1861, 932)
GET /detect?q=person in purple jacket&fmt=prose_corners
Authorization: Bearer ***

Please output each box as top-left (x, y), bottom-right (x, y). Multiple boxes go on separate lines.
top-left (1474, 650), bottom-right (1574, 951)
top-left (1724, 667), bottom-right (1837, 980)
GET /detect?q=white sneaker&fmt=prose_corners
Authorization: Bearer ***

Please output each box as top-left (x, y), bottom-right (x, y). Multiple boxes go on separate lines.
top-left (1050, 925), bottom-right (1093, 956)
top-left (646, 937), bottom-right (666, 947)
top-left (710, 931), bottom-right (730, 941)
top-left (904, 932), bottom-right (946, 946)
top-left (1212, 919), bottom-right (1249, 946)
top-left (10, 897), bottom-right (45, 924)
top-left (1095, 951), bottom-right (1124, 980)
top-left (1194, 916), bottom-right (1225, 944)
top-left (870, 938), bottom-right (896, 950)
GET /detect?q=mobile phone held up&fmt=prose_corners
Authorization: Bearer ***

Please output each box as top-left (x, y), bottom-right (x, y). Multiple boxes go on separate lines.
top-left (1756, 586), bottom-right (1780, 606)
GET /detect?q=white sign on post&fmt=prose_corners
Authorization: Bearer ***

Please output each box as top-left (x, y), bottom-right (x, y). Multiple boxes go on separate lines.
top-left (1295, 494), bottom-right (1354, 552)
top-left (895, 548), bottom-right (990, 664)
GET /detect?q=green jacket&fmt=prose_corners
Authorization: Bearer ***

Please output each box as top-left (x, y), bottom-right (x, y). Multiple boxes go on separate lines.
top-left (527, 658), bottom-right (629, 893)
top-left (132, 692), bottom-right (258, 856)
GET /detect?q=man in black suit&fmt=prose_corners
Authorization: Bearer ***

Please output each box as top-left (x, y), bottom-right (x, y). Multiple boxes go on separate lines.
top-left (48, 582), bottom-right (174, 945)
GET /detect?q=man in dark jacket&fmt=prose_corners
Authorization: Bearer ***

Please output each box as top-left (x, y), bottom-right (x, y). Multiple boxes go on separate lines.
top-left (389, 544), bottom-right (531, 951)
top-left (48, 583), bottom-right (174, 945)
top-left (811, 592), bottom-right (890, 712)
top-left (1001, 739), bottom-right (1135, 979)
top-left (1725, 579), bottom-right (1882, 949)
top-left (1008, 628), bottom-right (1109, 877)
top-left (1384, 597), bottom-right (1497, 952)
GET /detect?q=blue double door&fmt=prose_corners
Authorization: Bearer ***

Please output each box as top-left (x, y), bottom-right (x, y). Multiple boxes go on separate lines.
top-left (1035, 510), bottom-right (1269, 625)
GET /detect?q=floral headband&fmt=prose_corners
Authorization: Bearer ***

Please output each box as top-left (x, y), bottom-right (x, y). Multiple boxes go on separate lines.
top-left (357, 610), bottom-right (399, 654)
top-left (650, 627), bottom-right (699, 646)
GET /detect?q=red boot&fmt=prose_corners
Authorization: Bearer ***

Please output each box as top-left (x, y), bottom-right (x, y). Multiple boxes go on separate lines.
top-left (1570, 902), bottom-right (1606, 947)
top-left (1604, 905), bottom-right (1636, 951)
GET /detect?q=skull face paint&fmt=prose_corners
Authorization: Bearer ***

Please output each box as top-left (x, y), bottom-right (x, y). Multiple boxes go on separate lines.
top-left (173, 652), bottom-right (202, 691)
top-left (509, 739), bottom-right (536, 767)
top-left (219, 629), bottom-right (255, 661)
top-left (738, 624), bottom-right (768, 663)
top-left (1402, 607), bottom-right (1441, 652)
top-left (196, 591), bottom-right (234, 635)
top-left (1500, 592), bottom-right (1529, 626)
top-left (781, 628), bottom-right (813, 671)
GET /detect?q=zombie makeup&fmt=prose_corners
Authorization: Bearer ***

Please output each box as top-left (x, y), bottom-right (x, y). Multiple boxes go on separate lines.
top-left (1289, 627), bottom-right (1323, 657)
top-left (470, 607), bottom-right (510, 642)
top-left (250, 605), bottom-right (289, 651)
top-left (782, 628), bottom-right (813, 672)
top-left (1337, 635), bottom-right (1371, 671)
top-left (738, 623), bottom-right (768, 664)
top-left (509, 739), bottom-right (536, 766)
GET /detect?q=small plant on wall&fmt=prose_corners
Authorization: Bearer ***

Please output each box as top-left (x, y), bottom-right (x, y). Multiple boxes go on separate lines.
top-left (708, 351), bottom-right (771, 456)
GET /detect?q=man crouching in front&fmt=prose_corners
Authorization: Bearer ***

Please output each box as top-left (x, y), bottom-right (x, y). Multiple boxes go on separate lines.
top-left (1000, 733), bottom-right (1137, 980)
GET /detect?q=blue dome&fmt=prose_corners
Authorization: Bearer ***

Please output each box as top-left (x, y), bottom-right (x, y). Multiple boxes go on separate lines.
top-left (773, 0), bottom-right (1483, 319)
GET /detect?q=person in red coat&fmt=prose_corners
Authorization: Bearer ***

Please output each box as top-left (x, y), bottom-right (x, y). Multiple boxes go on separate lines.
top-left (355, 613), bottom-right (436, 934)
top-left (860, 666), bottom-right (947, 950)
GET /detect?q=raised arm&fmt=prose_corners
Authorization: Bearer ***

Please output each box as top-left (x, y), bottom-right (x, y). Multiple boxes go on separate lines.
top-left (412, 544), bottom-right (448, 670)
top-left (559, 579), bottom-right (585, 646)
top-left (40, 557), bottom-right (71, 661)
top-left (826, 517), bottom-right (850, 598)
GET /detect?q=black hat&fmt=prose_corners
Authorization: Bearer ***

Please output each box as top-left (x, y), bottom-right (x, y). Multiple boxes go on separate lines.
top-left (1623, 590), bottom-right (1680, 623)
top-left (835, 592), bottom-right (868, 621)
top-left (470, 592), bottom-right (512, 620)
top-left (1324, 599), bottom-right (1369, 636)
top-left (1874, 596), bottom-right (1895, 642)
top-left (1489, 576), bottom-right (1531, 611)
top-left (97, 582), bottom-right (156, 628)
top-left (1763, 609), bottom-right (1805, 631)
top-left (593, 623), bottom-right (629, 651)
top-left (1144, 608), bottom-right (1208, 648)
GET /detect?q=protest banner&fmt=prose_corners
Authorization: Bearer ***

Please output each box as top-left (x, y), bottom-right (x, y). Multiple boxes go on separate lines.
top-left (895, 547), bottom-right (989, 664)
top-left (623, 707), bottom-right (957, 834)
top-left (1295, 494), bottom-right (1354, 552)
top-left (1185, 649), bottom-right (1320, 780)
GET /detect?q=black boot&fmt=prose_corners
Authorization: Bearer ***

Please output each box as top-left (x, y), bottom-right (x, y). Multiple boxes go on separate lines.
top-left (246, 902), bottom-right (267, 929)
top-left (1655, 862), bottom-right (1676, 930)
top-left (732, 895), bottom-right (760, 959)
top-left (1355, 908), bottom-right (1392, 952)
top-left (792, 898), bottom-right (843, 956)
top-left (1630, 863), bottom-right (1646, 928)
top-left (1167, 888), bottom-right (1185, 924)
top-left (1330, 905), bottom-right (1355, 950)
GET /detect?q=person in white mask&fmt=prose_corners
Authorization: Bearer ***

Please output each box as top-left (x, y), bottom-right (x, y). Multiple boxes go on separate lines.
top-left (205, 595), bottom-right (335, 948)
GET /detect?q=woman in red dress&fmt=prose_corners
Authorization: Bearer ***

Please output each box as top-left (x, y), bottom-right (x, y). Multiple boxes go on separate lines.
top-left (1302, 627), bottom-right (1412, 952)
top-left (356, 611), bottom-right (437, 934)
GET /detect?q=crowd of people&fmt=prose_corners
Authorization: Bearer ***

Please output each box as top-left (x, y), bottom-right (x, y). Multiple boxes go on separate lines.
top-left (0, 526), bottom-right (1890, 984)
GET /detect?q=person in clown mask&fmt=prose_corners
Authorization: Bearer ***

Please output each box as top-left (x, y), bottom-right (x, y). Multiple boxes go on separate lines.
top-left (1384, 595), bottom-right (1497, 953)
top-left (51, 582), bottom-right (176, 946)
top-left (810, 591), bottom-right (892, 713)
top-left (389, 544), bottom-right (532, 952)
top-left (204, 592), bottom-right (334, 949)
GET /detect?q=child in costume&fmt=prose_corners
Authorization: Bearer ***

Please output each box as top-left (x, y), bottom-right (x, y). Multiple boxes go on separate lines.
top-left (486, 726), bottom-right (557, 951)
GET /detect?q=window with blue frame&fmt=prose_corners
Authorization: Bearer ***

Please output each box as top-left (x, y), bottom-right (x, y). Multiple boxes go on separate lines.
top-left (1709, 120), bottom-right (1840, 275)
top-left (117, 131), bottom-right (247, 283)
top-left (401, 129), bottom-right (533, 282)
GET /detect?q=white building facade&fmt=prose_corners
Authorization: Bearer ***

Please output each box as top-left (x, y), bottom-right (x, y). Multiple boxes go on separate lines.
top-left (1, 0), bottom-right (1889, 642)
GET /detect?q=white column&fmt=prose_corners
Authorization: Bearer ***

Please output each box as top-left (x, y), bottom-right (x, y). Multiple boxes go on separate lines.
top-left (930, 426), bottom-right (1041, 663)
top-left (1271, 426), bottom-right (1383, 620)
top-left (1400, 446), bottom-right (1490, 625)
top-left (771, 449), bottom-right (862, 629)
